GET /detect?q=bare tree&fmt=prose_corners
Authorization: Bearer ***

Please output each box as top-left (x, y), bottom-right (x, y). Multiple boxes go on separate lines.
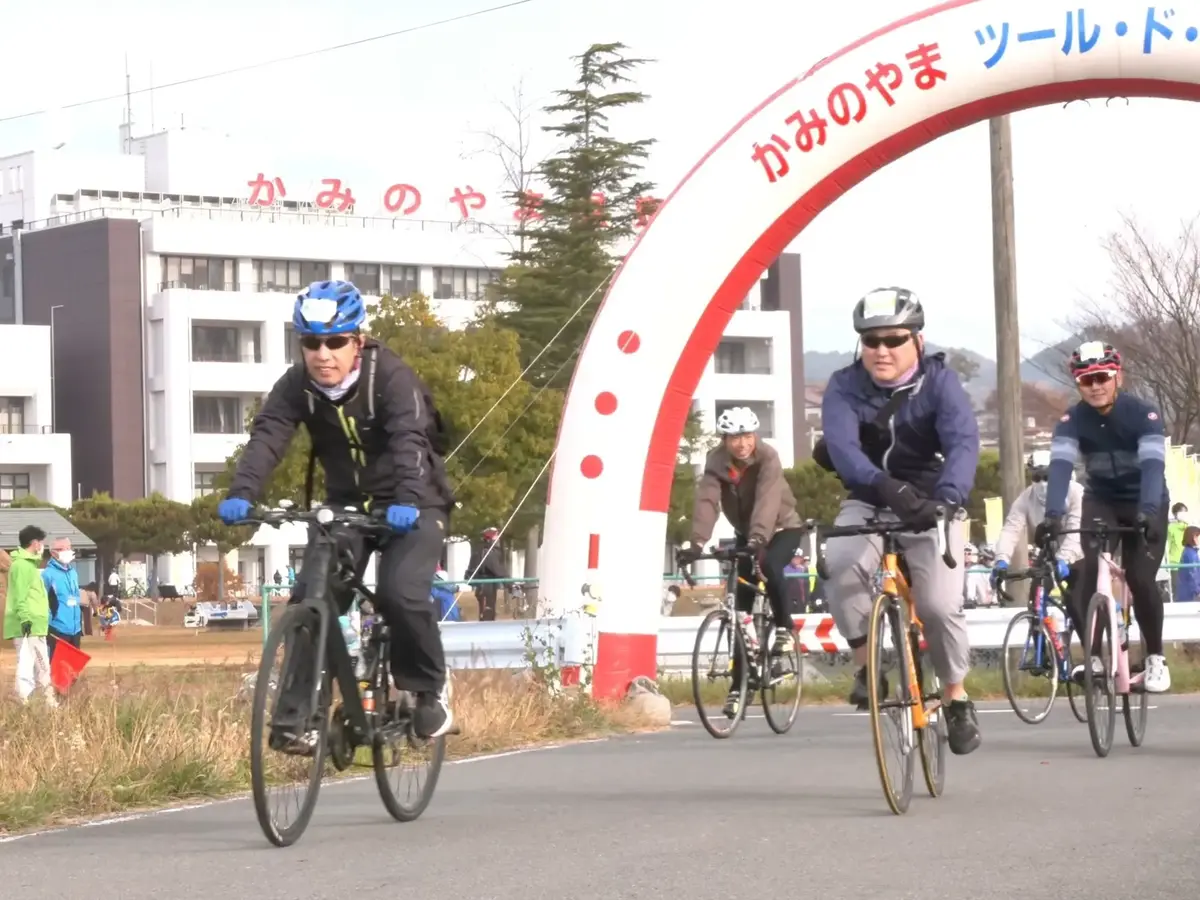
top-left (464, 77), bottom-right (545, 256)
top-left (1067, 213), bottom-right (1200, 442)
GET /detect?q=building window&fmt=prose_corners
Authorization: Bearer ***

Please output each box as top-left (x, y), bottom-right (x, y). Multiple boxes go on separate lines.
top-left (253, 259), bottom-right (330, 293)
top-left (0, 260), bottom-right (14, 325)
top-left (714, 341), bottom-right (746, 374)
top-left (283, 325), bottom-right (302, 364)
top-left (0, 473), bottom-right (30, 506)
top-left (194, 470), bottom-right (220, 499)
top-left (382, 264), bottom-right (418, 298)
top-left (192, 325), bottom-right (241, 362)
top-left (193, 396), bottom-right (243, 434)
top-left (0, 397), bottom-right (25, 434)
top-left (161, 256), bottom-right (237, 291)
top-left (432, 267), bottom-right (498, 301)
top-left (714, 338), bottom-right (772, 375)
top-left (344, 263), bottom-right (381, 295)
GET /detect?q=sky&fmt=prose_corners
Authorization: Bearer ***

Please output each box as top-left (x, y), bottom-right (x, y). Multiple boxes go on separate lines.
top-left (4, 0), bottom-right (1200, 360)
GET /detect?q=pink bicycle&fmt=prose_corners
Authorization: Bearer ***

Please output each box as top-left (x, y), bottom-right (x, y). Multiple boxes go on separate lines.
top-left (1060, 523), bottom-right (1149, 758)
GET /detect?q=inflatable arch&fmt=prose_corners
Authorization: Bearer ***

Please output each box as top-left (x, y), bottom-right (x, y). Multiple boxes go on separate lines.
top-left (538, 0), bottom-right (1200, 698)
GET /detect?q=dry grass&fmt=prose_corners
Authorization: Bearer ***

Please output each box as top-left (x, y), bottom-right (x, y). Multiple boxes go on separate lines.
top-left (0, 664), bottom-right (649, 835)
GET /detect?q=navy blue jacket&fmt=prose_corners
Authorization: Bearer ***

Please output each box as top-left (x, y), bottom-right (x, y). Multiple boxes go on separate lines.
top-left (821, 352), bottom-right (980, 507)
top-left (1045, 393), bottom-right (1168, 519)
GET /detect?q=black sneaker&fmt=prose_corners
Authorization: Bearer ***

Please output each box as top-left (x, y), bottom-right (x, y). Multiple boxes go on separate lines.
top-left (944, 698), bottom-right (982, 755)
top-left (412, 688), bottom-right (453, 739)
top-left (268, 726), bottom-right (319, 756)
top-left (847, 666), bottom-right (887, 710)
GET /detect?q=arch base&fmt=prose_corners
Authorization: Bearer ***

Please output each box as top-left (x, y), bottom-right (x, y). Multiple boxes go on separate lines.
top-left (593, 632), bottom-right (657, 700)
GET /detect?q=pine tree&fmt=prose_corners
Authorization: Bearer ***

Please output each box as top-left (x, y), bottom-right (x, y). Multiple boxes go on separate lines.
top-left (495, 42), bottom-right (656, 389)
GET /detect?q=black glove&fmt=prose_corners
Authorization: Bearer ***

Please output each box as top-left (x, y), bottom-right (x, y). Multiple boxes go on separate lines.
top-left (875, 476), bottom-right (941, 530)
top-left (20, 621), bottom-right (31, 637)
top-left (1136, 512), bottom-right (1160, 544)
top-left (1034, 515), bottom-right (1061, 547)
top-left (677, 544), bottom-right (702, 566)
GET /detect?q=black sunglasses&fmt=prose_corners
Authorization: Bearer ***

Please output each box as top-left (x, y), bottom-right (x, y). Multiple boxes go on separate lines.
top-left (861, 332), bottom-right (912, 350)
top-left (300, 334), bottom-right (355, 352)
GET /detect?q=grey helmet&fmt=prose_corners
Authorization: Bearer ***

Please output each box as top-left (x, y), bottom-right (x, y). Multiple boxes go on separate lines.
top-left (852, 287), bottom-right (925, 334)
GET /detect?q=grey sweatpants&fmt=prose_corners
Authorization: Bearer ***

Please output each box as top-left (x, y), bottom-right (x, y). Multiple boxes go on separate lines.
top-left (824, 499), bottom-right (971, 685)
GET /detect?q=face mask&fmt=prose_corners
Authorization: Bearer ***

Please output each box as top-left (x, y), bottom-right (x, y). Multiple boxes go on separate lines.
top-left (56, 550), bottom-right (75, 565)
top-left (1031, 481), bottom-right (1048, 507)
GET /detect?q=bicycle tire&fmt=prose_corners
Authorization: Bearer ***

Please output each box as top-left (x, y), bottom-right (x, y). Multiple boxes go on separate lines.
top-left (1082, 593), bottom-right (1116, 758)
top-left (1054, 605), bottom-right (1087, 724)
top-left (373, 648), bottom-right (447, 821)
top-left (1000, 611), bottom-right (1059, 725)
top-left (691, 609), bottom-right (748, 738)
top-left (1122, 636), bottom-right (1148, 747)
top-left (761, 628), bottom-right (803, 735)
top-left (867, 592), bottom-right (914, 815)
top-left (251, 605), bottom-right (327, 848)
top-left (914, 630), bottom-right (946, 798)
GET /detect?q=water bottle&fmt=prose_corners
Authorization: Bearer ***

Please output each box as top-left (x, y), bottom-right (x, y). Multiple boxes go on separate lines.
top-left (740, 614), bottom-right (758, 649)
top-left (1116, 606), bottom-right (1128, 651)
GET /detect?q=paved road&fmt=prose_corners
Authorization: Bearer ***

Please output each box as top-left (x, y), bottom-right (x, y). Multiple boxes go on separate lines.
top-left (6, 697), bottom-right (1200, 900)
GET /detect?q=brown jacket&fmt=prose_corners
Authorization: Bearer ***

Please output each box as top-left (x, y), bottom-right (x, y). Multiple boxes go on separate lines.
top-left (691, 441), bottom-right (801, 545)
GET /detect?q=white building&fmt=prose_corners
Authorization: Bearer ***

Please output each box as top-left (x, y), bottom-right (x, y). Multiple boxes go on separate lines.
top-left (1, 123), bottom-right (802, 590)
top-left (0, 325), bottom-right (73, 507)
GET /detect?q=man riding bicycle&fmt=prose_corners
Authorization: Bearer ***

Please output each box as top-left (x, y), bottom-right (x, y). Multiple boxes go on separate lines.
top-left (217, 280), bottom-right (457, 752)
top-left (816, 287), bottom-right (982, 756)
top-left (1040, 341), bottom-right (1171, 693)
top-left (680, 406), bottom-right (808, 719)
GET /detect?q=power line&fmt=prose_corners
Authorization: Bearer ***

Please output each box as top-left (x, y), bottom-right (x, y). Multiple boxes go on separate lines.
top-left (0, 0), bottom-right (537, 125)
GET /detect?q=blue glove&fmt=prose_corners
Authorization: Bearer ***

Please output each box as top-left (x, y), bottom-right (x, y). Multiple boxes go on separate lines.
top-left (386, 504), bottom-right (420, 534)
top-left (990, 559), bottom-right (1008, 588)
top-left (1055, 559), bottom-right (1070, 581)
top-left (217, 497), bottom-right (251, 525)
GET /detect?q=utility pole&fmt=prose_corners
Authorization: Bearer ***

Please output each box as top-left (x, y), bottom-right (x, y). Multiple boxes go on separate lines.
top-left (990, 115), bottom-right (1025, 533)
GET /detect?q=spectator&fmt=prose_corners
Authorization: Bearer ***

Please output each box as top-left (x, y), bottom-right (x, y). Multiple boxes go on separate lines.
top-left (784, 553), bottom-right (810, 615)
top-left (1176, 526), bottom-right (1200, 603)
top-left (662, 583), bottom-right (681, 617)
top-left (3, 525), bottom-right (55, 705)
top-left (43, 537), bottom-right (83, 661)
top-left (468, 527), bottom-right (506, 622)
top-left (105, 568), bottom-right (120, 600)
top-left (80, 582), bottom-right (100, 637)
top-left (432, 568), bottom-right (460, 622)
top-left (1167, 502), bottom-right (1190, 599)
top-left (963, 544), bottom-right (994, 608)
top-left (273, 570), bottom-right (283, 586)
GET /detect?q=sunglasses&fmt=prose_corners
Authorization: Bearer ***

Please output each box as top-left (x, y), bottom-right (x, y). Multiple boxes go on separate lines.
top-left (1076, 370), bottom-right (1114, 387)
top-left (300, 334), bottom-right (354, 352)
top-left (861, 333), bottom-right (912, 350)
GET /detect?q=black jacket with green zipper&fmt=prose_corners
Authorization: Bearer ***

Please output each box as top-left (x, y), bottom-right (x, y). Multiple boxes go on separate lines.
top-left (227, 339), bottom-right (455, 512)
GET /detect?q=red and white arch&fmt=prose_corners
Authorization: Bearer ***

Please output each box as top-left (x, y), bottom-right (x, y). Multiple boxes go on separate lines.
top-left (539, 0), bottom-right (1200, 699)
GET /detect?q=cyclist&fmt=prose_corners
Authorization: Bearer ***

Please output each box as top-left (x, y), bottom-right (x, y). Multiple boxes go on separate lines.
top-left (991, 452), bottom-right (1084, 646)
top-left (1040, 340), bottom-right (1171, 693)
top-left (680, 405), bottom-right (807, 719)
top-left (217, 280), bottom-right (457, 752)
top-left (816, 287), bottom-right (982, 755)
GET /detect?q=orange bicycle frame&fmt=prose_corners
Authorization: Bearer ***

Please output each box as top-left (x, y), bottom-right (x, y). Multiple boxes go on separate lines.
top-left (880, 550), bottom-right (929, 730)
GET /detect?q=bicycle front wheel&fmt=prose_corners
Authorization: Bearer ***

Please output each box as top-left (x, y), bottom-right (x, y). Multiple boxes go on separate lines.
top-left (692, 609), bottom-right (748, 738)
top-left (1082, 593), bottom-right (1116, 758)
top-left (761, 627), bottom-right (803, 735)
top-left (1001, 611), bottom-right (1059, 725)
top-left (1122, 635), bottom-right (1148, 747)
top-left (250, 605), bottom-right (328, 848)
top-left (374, 660), bottom-right (448, 822)
top-left (867, 592), bottom-right (915, 815)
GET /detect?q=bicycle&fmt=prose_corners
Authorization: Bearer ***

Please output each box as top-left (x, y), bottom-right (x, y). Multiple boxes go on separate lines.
top-left (1055, 521), bottom-right (1149, 758)
top-left (676, 527), bottom-right (817, 739)
top-left (239, 501), bottom-right (454, 847)
top-left (994, 552), bottom-right (1087, 725)
top-left (815, 509), bottom-right (958, 815)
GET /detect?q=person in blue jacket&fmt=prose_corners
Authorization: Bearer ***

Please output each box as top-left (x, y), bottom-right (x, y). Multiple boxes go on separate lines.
top-left (1176, 526), bottom-right (1200, 603)
top-left (42, 536), bottom-right (83, 661)
top-left (815, 287), bottom-right (981, 756)
top-left (432, 568), bottom-right (461, 622)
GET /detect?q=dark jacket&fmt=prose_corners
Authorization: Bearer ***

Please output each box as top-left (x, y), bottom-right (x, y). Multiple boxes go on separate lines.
top-left (228, 340), bottom-right (455, 510)
top-left (691, 440), bottom-right (801, 545)
top-left (821, 352), bottom-right (979, 507)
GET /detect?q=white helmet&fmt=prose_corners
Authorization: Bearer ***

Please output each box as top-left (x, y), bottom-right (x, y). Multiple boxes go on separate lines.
top-left (1027, 450), bottom-right (1051, 469)
top-left (716, 406), bottom-right (760, 435)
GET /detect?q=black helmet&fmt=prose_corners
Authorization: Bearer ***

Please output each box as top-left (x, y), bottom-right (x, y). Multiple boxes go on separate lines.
top-left (852, 287), bottom-right (925, 334)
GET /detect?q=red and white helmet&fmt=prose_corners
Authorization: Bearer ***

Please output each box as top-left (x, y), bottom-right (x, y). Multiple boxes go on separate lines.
top-left (1069, 340), bottom-right (1121, 378)
top-left (482, 527), bottom-right (500, 541)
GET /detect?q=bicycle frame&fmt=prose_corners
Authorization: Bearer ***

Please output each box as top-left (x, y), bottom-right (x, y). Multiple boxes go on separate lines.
top-left (878, 548), bottom-right (930, 731)
top-left (1092, 551), bottom-right (1138, 693)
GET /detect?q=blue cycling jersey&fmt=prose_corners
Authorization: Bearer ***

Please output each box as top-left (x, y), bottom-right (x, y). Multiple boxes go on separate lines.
top-left (1045, 392), bottom-right (1169, 519)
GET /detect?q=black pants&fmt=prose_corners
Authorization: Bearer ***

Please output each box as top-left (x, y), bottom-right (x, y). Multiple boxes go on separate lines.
top-left (728, 528), bottom-right (806, 689)
top-left (277, 508), bottom-right (449, 725)
top-left (1069, 497), bottom-right (1167, 656)
top-left (47, 628), bottom-right (81, 661)
top-left (476, 584), bottom-right (497, 621)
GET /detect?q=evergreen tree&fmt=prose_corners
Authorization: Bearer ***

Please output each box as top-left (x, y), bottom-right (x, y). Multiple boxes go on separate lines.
top-left (496, 42), bottom-right (656, 389)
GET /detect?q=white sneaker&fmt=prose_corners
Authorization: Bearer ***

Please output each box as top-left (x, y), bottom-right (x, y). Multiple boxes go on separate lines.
top-left (1143, 654), bottom-right (1171, 693)
top-left (1071, 657), bottom-right (1104, 682)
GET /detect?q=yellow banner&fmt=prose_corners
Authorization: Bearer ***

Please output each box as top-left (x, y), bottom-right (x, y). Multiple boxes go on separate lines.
top-left (984, 496), bottom-right (1004, 546)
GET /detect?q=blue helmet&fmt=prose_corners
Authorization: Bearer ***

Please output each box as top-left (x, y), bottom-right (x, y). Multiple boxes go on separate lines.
top-left (293, 280), bottom-right (366, 336)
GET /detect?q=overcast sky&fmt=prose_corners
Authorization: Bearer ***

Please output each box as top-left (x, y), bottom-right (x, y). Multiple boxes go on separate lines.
top-left (5, 0), bottom-right (1200, 361)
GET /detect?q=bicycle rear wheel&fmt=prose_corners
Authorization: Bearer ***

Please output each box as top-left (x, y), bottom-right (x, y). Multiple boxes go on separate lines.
top-left (1000, 611), bottom-right (1059, 725)
top-left (1122, 635), bottom-right (1148, 747)
top-left (914, 630), bottom-right (946, 798)
top-left (867, 592), bottom-right (915, 815)
top-left (692, 609), bottom-right (748, 738)
top-left (1082, 593), bottom-right (1116, 758)
top-left (373, 652), bottom-right (447, 822)
top-left (250, 605), bottom-right (328, 847)
top-left (761, 625), bottom-right (802, 735)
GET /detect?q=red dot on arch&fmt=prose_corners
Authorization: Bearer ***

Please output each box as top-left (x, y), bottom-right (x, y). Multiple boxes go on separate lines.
top-left (594, 392), bottom-right (618, 415)
top-left (580, 455), bottom-right (604, 479)
top-left (616, 330), bottom-right (641, 353)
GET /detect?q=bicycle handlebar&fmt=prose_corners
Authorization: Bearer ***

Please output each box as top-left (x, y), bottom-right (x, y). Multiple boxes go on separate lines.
top-left (234, 502), bottom-right (396, 536)
top-left (815, 507), bottom-right (960, 579)
top-left (674, 520), bottom-right (819, 589)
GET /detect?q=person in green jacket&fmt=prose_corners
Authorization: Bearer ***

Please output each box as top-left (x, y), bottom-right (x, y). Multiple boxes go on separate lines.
top-left (1167, 503), bottom-right (1190, 600)
top-left (4, 525), bottom-right (55, 704)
